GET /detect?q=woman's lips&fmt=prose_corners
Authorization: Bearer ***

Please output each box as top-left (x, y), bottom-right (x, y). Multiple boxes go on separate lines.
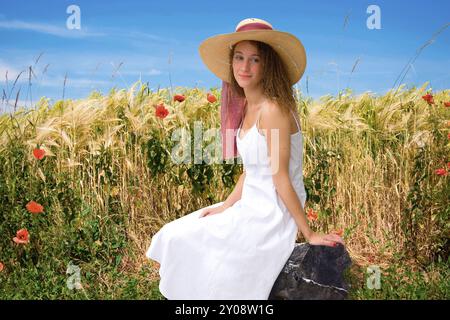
top-left (239, 74), bottom-right (252, 78)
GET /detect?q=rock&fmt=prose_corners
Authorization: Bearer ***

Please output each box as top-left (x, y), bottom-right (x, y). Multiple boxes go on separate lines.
top-left (268, 242), bottom-right (352, 300)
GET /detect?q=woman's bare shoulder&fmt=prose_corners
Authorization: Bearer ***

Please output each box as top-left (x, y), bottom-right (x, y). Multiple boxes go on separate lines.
top-left (260, 100), bottom-right (290, 129)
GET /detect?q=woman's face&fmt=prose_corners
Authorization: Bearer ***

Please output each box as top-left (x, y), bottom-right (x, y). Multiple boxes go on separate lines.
top-left (232, 41), bottom-right (263, 90)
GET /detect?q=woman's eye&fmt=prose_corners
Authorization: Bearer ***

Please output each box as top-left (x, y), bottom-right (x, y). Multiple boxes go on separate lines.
top-left (234, 56), bottom-right (259, 63)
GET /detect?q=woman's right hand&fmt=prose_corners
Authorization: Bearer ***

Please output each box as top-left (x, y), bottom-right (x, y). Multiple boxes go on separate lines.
top-left (307, 231), bottom-right (345, 247)
top-left (199, 204), bottom-right (228, 218)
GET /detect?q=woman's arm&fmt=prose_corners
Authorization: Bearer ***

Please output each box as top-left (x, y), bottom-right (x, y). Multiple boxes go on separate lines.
top-left (222, 170), bottom-right (246, 209)
top-left (259, 105), bottom-right (312, 239)
top-left (199, 170), bottom-right (245, 218)
top-left (260, 104), bottom-right (343, 246)
top-left (272, 174), bottom-right (312, 239)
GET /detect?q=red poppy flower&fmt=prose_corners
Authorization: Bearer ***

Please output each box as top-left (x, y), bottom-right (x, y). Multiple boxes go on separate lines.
top-left (422, 94), bottom-right (434, 105)
top-left (26, 200), bottom-right (44, 214)
top-left (306, 208), bottom-right (318, 222)
top-left (33, 147), bottom-right (45, 160)
top-left (207, 93), bottom-right (217, 103)
top-left (447, 162), bottom-right (450, 170)
top-left (155, 103), bottom-right (169, 119)
top-left (448, 132), bottom-right (450, 140)
top-left (13, 228), bottom-right (29, 244)
top-left (173, 94), bottom-right (185, 103)
top-left (444, 102), bottom-right (450, 108)
top-left (0, 262), bottom-right (4, 272)
top-left (435, 168), bottom-right (448, 176)
top-left (332, 229), bottom-right (344, 237)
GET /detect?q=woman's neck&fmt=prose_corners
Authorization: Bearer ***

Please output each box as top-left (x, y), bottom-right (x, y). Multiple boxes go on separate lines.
top-left (243, 87), bottom-right (266, 111)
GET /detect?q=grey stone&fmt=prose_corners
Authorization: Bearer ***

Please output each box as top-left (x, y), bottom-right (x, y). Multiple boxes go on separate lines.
top-left (269, 242), bottom-right (352, 300)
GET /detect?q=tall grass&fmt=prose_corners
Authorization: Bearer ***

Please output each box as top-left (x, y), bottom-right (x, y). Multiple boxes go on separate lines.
top-left (300, 85), bottom-right (449, 266)
top-left (0, 81), bottom-right (448, 299)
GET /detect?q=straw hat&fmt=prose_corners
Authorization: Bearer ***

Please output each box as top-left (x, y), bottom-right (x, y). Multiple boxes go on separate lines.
top-left (199, 18), bottom-right (307, 85)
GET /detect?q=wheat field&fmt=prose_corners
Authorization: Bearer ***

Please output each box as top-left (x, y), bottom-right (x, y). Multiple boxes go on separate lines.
top-left (0, 81), bottom-right (448, 299)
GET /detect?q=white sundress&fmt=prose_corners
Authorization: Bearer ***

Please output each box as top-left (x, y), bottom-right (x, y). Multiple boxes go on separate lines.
top-left (146, 109), bottom-right (307, 300)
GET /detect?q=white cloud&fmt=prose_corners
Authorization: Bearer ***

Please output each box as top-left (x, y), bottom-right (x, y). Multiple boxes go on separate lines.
top-left (0, 19), bottom-right (180, 45)
top-left (147, 68), bottom-right (162, 76)
top-left (38, 76), bottom-right (112, 88)
top-left (0, 67), bottom-right (112, 91)
top-left (126, 31), bottom-right (166, 42)
top-left (0, 99), bottom-right (36, 114)
top-left (0, 19), bottom-right (106, 38)
top-left (122, 68), bottom-right (163, 76)
top-left (0, 60), bottom-right (22, 80)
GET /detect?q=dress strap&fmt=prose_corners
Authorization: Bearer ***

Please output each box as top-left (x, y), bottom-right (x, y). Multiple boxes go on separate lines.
top-left (256, 110), bottom-right (262, 130)
top-left (290, 109), bottom-right (301, 132)
top-left (239, 100), bottom-right (248, 130)
top-left (238, 117), bottom-right (244, 130)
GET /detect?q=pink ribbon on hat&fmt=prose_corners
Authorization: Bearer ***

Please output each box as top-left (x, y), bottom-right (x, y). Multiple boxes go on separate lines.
top-left (220, 20), bottom-right (272, 160)
top-left (236, 22), bottom-right (273, 32)
top-left (220, 81), bottom-right (246, 160)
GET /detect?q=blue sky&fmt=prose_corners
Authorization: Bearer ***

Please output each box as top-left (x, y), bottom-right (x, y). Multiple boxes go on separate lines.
top-left (0, 0), bottom-right (449, 112)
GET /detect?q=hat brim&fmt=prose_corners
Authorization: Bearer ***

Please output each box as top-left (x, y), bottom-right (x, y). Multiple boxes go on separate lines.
top-left (199, 30), bottom-right (307, 85)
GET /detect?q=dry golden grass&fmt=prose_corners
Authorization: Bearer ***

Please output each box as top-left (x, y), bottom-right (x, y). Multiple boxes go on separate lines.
top-left (1, 82), bottom-right (448, 276)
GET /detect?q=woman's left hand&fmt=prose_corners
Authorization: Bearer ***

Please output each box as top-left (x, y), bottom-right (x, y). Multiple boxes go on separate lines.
top-left (307, 231), bottom-right (345, 247)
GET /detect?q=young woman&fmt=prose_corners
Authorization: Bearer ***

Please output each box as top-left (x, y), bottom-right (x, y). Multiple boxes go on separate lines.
top-left (146, 18), bottom-right (344, 300)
